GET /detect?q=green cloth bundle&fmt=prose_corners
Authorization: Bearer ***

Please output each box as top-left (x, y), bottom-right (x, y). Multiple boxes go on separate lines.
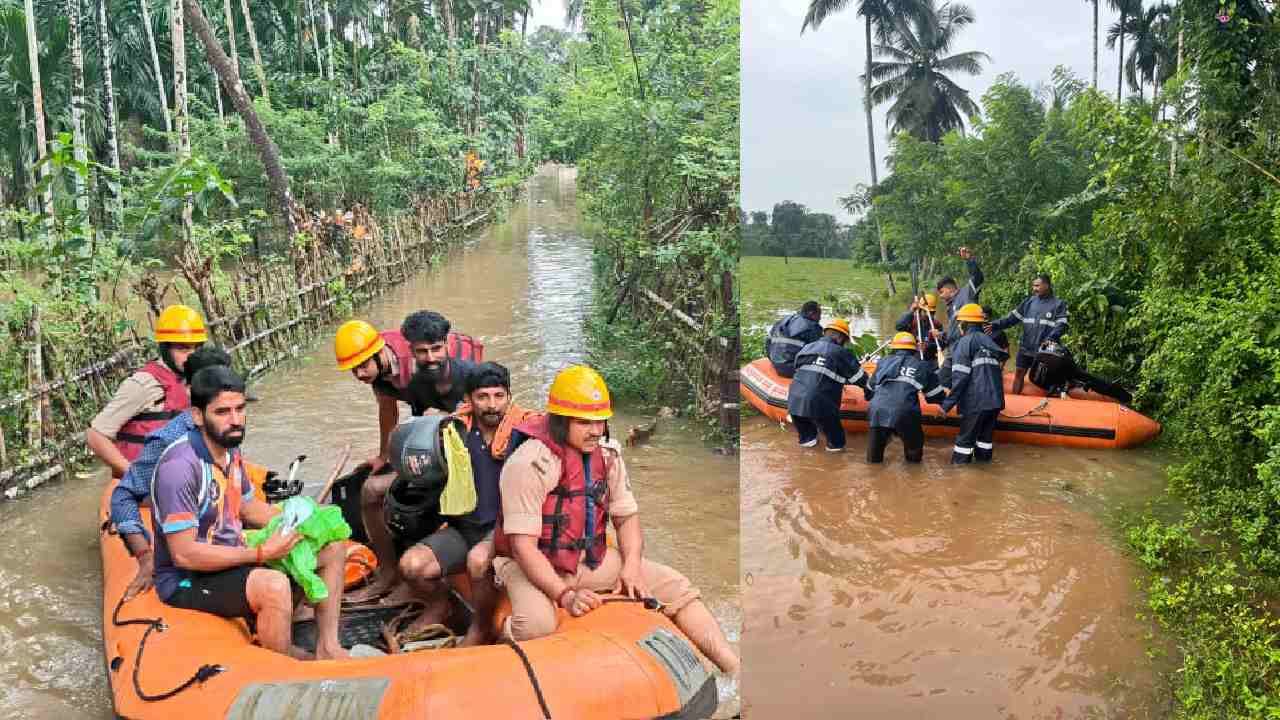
top-left (245, 495), bottom-right (351, 603)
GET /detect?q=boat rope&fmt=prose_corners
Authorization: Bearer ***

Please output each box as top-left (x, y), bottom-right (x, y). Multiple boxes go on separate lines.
top-left (999, 398), bottom-right (1051, 420)
top-left (601, 596), bottom-right (664, 611)
top-left (502, 637), bottom-right (553, 719)
top-left (111, 594), bottom-right (226, 702)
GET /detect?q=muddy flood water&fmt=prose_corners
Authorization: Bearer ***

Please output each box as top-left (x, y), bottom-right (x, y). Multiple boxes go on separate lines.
top-left (740, 297), bottom-right (1174, 718)
top-left (0, 165), bottom-right (739, 719)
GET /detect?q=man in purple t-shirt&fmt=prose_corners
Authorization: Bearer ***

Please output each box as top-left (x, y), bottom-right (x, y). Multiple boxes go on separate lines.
top-left (150, 365), bottom-right (349, 660)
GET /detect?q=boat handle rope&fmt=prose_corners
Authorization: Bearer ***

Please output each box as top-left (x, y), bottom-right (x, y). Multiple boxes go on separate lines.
top-left (111, 588), bottom-right (227, 702)
top-left (601, 596), bottom-right (664, 611)
top-left (999, 398), bottom-right (1051, 420)
top-left (497, 595), bottom-right (662, 720)
top-left (502, 637), bottom-right (553, 719)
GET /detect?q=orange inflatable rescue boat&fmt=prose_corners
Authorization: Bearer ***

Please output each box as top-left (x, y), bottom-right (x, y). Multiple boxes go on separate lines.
top-left (740, 357), bottom-right (1160, 450)
top-left (99, 480), bottom-right (717, 719)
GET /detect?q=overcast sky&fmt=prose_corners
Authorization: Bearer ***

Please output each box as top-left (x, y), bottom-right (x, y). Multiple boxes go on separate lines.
top-left (742, 1), bottom-right (1130, 220)
top-left (528, 1), bottom-right (571, 32)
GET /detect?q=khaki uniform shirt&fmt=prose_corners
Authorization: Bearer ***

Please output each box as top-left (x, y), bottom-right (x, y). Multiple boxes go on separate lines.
top-left (90, 371), bottom-right (167, 440)
top-left (499, 437), bottom-right (638, 538)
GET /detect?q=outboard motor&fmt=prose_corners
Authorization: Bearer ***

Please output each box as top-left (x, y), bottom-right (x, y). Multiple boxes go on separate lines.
top-left (383, 415), bottom-right (461, 544)
top-left (1030, 341), bottom-right (1074, 394)
top-left (1030, 340), bottom-right (1133, 404)
top-left (262, 455), bottom-right (307, 503)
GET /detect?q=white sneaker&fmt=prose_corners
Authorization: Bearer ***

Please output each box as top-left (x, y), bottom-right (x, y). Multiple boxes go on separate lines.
top-left (799, 438), bottom-right (818, 448)
top-left (825, 446), bottom-right (845, 453)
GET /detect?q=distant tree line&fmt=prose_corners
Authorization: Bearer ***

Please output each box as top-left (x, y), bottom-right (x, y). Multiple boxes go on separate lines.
top-left (740, 201), bottom-right (853, 260)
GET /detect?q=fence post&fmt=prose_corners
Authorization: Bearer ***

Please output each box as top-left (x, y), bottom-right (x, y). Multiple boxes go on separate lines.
top-left (27, 306), bottom-right (43, 450)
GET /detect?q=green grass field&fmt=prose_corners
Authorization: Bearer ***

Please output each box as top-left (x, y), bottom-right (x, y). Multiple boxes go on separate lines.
top-left (739, 256), bottom-right (913, 363)
top-left (739, 256), bottom-right (908, 326)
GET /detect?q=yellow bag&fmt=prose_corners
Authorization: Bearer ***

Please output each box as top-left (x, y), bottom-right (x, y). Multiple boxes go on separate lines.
top-left (439, 422), bottom-right (477, 516)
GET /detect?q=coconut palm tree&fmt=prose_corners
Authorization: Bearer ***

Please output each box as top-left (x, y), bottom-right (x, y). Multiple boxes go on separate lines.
top-left (182, 0), bottom-right (299, 235)
top-left (801, 0), bottom-right (920, 296)
top-left (866, 0), bottom-right (988, 143)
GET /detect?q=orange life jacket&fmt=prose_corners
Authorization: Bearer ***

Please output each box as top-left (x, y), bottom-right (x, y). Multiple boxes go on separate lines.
top-left (114, 361), bottom-right (190, 464)
top-left (493, 415), bottom-right (610, 575)
top-left (453, 403), bottom-right (542, 460)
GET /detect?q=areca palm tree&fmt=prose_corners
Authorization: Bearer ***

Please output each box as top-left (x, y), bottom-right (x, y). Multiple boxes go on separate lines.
top-left (866, 0), bottom-right (988, 143)
top-left (1116, 2), bottom-right (1171, 103)
top-left (69, 0), bottom-right (89, 215)
top-left (1108, 0), bottom-right (1141, 101)
top-left (97, 0), bottom-right (122, 224)
top-left (23, 0), bottom-right (52, 216)
top-left (1085, 0), bottom-right (1098, 88)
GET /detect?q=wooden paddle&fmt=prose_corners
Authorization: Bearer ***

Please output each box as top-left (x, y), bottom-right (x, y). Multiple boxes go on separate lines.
top-left (315, 443), bottom-right (352, 504)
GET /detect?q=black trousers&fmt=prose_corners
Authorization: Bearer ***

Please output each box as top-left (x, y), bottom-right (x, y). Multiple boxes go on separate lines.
top-left (951, 410), bottom-right (998, 464)
top-left (866, 416), bottom-right (925, 463)
top-left (793, 414), bottom-right (846, 450)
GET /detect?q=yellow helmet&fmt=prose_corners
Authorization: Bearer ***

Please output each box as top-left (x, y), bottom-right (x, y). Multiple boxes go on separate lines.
top-left (335, 320), bottom-right (385, 371)
top-left (889, 331), bottom-right (917, 351)
top-left (547, 365), bottom-right (612, 420)
top-left (823, 318), bottom-right (851, 339)
top-left (155, 304), bottom-right (207, 344)
top-left (923, 293), bottom-right (938, 312)
top-left (955, 303), bottom-right (986, 323)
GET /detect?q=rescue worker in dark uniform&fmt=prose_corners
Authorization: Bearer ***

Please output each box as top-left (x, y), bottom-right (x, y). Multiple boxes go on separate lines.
top-left (932, 247), bottom-right (984, 386)
top-left (864, 332), bottom-right (945, 464)
top-left (939, 304), bottom-right (1008, 464)
top-left (895, 293), bottom-right (942, 364)
top-left (787, 318), bottom-right (867, 452)
top-left (989, 274), bottom-right (1069, 395)
top-left (981, 305), bottom-right (1011, 363)
top-left (87, 304), bottom-right (207, 479)
top-left (766, 300), bottom-right (823, 378)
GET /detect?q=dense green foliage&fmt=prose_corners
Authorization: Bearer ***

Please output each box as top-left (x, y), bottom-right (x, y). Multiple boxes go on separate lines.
top-left (845, 2), bottom-right (1280, 714)
top-left (2, 0), bottom-right (550, 258)
top-left (0, 0), bottom-right (557, 467)
top-left (540, 0), bottom-right (739, 432)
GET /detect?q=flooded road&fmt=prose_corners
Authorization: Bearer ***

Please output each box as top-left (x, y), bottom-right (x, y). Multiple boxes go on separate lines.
top-left (0, 165), bottom-right (739, 718)
top-left (740, 291), bottom-right (1172, 719)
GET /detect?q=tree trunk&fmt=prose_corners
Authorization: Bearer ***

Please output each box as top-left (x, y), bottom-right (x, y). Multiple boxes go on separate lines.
top-left (1091, 0), bottom-right (1098, 89)
top-left (324, 0), bottom-right (334, 82)
top-left (68, 0), bottom-right (90, 217)
top-left (442, 0), bottom-right (456, 81)
top-left (97, 0), bottom-right (123, 226)
top-left (1170, 19), bottom-right (1183, 180)
top-left (172, 0), bottom-right (192, 239)
top-left (222, 0), bottom-right (238, 76)
top-left (864, 16), bottom-right (894, 295)
top-left (1116, 9), bottom-right (1125, 102)
top-left (24, 0), bottom-right (52, 219)
top-left (183, 0), bottom-right (300, 236)
top-left (20, 103), bottom-right (38, 213)
top-left (306, 0), bottom-right (323, 73)
top-left (139, 0), bottom-right (173, 134)
top-left (239, 0), bottom-right (270, 101)
top-left (470, 7), bottom-right (485, 136)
